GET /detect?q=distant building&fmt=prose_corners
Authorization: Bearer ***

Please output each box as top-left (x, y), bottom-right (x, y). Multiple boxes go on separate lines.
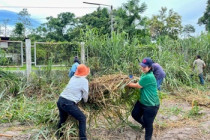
top-left (0, 37), bottom-right (20, 64)
top-left (0, 37), bottom-right (10, 40)
top-left (0, 37), bottom-right (10, 48)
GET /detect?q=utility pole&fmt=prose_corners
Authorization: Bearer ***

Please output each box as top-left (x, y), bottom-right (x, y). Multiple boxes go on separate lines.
top-left (83, 2), bottom-right (113, 35)
top-left (110, 5), bottom-right (113, 34)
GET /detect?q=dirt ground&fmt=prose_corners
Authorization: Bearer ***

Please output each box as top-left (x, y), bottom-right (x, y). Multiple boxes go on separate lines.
top-left (88, 94), bottom-right (210, 140)
top-left (0, 93), bottom-right (209, 140)
top-left (0, 122), bottom-right (34, 140)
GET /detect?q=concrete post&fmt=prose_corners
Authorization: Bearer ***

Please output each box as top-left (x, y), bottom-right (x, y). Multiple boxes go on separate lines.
top-left (34, 42), bottom-right (37, 67)
top-left (25, 39), bottom-right (31, 82)
top-left (21, 41), bottom-right (23, 67)
top-left (81, 42), bottom-right (85, 64)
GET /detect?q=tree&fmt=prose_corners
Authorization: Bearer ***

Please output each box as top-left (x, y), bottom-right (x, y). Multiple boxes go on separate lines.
top-left (79, 7), bottom-right (110, 35)
top-left (114, 0), bottom-right (148, 37)
top-left (18, 8), bottom-right (31, 36)
top-left (198, 0), bottom-right (210, 31)
top-left (44, 12), bottom-right (77, 41)
top-left (182, 24), bottom-right (195, 37)
top-left (13, 22), bottom-right (25, 38)
top-left (27, 25), bottom-right (47, 42)
top-left (2, 19), bottom-right (10, 36)
top-left (0, 24), bottom-right (2, 36)
top-left (149, 7), bottom-right (182, 40)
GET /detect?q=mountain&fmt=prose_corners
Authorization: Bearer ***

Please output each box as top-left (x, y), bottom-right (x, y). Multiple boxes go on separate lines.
top-left (0, 10), bottom-right (41, 28)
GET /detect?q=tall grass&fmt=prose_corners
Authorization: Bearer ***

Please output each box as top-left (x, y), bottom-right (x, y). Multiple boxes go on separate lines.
top-left (0, 70), bottom-right (24, 98)
top-left (83, 29), bottom-right (209, 89)
top-left (0, 70), bottom-right (67, 139)
top-left (0, 29), bottom-right (209, 139)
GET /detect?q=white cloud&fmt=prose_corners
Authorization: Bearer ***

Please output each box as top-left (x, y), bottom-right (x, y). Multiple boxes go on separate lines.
top-left (0, 0), bottom-right (207, 34)
top-left (141, 0), bottom-right (206, 34)
top-left (0, 0), bottom-right (127, 18)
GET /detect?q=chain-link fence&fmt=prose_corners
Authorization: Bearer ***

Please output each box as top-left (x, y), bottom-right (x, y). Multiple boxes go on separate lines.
top-left (34, 42), bottom-right (80, 67)
top-left (0, 41), bottom-right (23, 67)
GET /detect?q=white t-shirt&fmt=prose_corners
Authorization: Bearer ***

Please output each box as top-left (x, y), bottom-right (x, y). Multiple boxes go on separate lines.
top-left (193, 59), bottom-right (206, 74)
top-left (60, 76), bottom-right (89, 103)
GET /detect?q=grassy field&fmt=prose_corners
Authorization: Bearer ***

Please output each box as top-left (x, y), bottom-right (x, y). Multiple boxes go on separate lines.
top-left (0, 64), bottom-right (69, 71)
top-left (0, 73), bottom-right (209, 140)
top-left (0, 32), bottom-right (209, 139)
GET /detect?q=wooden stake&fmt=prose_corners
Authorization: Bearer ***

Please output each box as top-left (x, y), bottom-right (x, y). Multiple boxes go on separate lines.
top-left (0, 134), bottom-right (13, 137)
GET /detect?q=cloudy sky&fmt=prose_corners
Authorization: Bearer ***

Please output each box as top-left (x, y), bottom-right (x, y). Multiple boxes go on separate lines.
top-left (0, 0), bottom-right (207, 35)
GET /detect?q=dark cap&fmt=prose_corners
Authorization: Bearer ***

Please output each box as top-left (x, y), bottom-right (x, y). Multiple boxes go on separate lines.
top-left (74, 56), bottom-right (80, 63)
top-left (140, 57), bottom-right (153, 67)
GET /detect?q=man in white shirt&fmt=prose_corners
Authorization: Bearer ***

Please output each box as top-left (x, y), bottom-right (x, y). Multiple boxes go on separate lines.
top-left (57, 64), bottom-right (90, 140)
top-left (193, 55), bottom-right (206, 85)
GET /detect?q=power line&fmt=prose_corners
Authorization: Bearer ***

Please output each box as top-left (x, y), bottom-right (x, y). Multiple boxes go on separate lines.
top-left (0, 6), bottom-right (100, 9)
top-left (0, 6), bottom-right (154, 17)
top-left (0, 18), bottom-right (47, 20)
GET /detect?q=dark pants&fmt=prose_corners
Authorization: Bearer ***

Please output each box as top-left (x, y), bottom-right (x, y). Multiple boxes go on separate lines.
top-left (132, 101), bottom-right (159, 140)
top-left (198, 73), bottom-right (204, 85)
top-left (57, 96), bottom-right (87, 140)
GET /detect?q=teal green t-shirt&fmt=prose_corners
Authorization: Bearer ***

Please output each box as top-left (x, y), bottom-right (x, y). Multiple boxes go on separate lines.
top-left (139, 72), bottom-right (160, 106)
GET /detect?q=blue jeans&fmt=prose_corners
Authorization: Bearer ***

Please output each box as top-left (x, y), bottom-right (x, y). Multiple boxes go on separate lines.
top-left (198, 73), bottom-right (204, 85)
top-left (132, 101), bottom-right (159, 140)
top-left (57, 97), bottom-right (87, 140)
top-left (156, 78), bottom-right (164, 90)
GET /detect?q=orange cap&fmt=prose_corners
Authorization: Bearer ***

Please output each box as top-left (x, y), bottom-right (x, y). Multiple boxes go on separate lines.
top-left (74, 64), bottom-right (90, 77)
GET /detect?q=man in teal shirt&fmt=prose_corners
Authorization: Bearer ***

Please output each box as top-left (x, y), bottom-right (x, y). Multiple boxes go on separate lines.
top-left (127, 57), bottom-right (160, 140)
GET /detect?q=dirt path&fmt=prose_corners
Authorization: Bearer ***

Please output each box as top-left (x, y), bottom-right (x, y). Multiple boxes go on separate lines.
top-left (0, 94), bottom-right (209, 140)
top-left (89, 94), bottom-right (210, 140)
top-left (154, 95), bottom-right (210, 140)
top-left (0, 122), bottom-right (35, 140)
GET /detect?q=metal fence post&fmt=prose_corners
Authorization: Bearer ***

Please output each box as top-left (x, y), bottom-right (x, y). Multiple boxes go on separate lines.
top-left (25, 39), bottom-right (31, 82)
top-left (81, 42), bottom-right (85, 64)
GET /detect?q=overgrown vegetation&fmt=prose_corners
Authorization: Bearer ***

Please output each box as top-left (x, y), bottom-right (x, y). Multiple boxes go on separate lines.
top-left (0, 0), bottom-right (209, 139)
top-left (1, 29), bottom-right (209, 140)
